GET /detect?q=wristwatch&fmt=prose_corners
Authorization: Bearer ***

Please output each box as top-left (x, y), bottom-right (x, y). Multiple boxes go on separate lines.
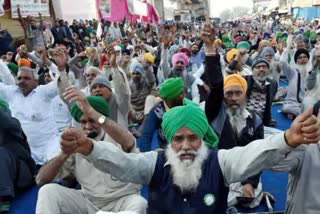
top-left (97, 115), bottom-right (107, 125)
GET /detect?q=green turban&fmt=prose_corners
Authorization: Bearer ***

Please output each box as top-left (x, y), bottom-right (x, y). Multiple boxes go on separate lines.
top-left (0, 97), bottom-right (9, 112)
top-left (275, 32), bottom-right (282, 40)
top-left (222, 34), bottom-right (230, 43)
top-left (160, 77), bottom-right (184, 99)
top-left (304, 30), bottom-right (311, 38)
top-left (236, 41), bottom-right (250, 50)
top-left (70, 96), bottom-right (109, 122)
top-left (161, 105), bottom-right (219, 148)
top-left (224, 42), bottom-right (234, 48)
top-left (6, 63), bottom-right (18, 74)
top-left (282, 37), bottom-right (287, 43)
top-left (310, 33), bottom-right (317, 40)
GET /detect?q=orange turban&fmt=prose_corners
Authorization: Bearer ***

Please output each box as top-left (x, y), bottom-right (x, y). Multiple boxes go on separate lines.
top-left (224, 74), bottom-right (248, 93)
top-left (226, 48), bottom-right (239, 64)
top-left (17, 58), bottom-right (31, 67)
top-left (270, 39), bottom-right (277, 46)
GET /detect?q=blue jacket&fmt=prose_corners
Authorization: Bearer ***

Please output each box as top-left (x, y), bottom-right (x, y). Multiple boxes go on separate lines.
top-left (139, 101), bottom-right (167, 152)
top-left (147, 150), bottom-right (229, 214)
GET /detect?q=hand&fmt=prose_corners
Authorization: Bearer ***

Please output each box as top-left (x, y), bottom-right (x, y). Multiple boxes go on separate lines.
top-left (201, 23), bottom-right (215, 46)
top-left (77, 51), bottom-right (87, 57)
top-left (19, 44), bottom-right (27, 54)
top-left (60, 128), bottom-right (93, 155)
top-left (63, 87), bottom-right (95, 117)
top-left (106, 46), bottom-right (116, 67)
top-left (285, 108), bottom-right (320, 147)
top-left (239, 48), bottom-right (247, 55)
top-left (242, 184), bottom-right (255, 198)
top-left (159, 30), bottom-right (171, 49)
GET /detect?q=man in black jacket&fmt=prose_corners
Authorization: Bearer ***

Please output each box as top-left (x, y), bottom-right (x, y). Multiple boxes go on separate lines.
top-left (0, 98), bottom-right (36, 213)
top-left (246, 57), bottom-right (278, 127)
top-left (202, 24), bottom-right (265, 208)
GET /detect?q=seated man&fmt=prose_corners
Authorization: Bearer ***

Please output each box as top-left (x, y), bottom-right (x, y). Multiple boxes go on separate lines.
top-left (129, 62), bottom-right (155, 135)
top-left (159, 31), bottom-right (200, 103)
top-left (60, 93), bottom-right (320, 213)
top-left (225, 42), bottom-right (253, 76)
top-left (280, 48), bottom-right (311, 120)
top-left (0, 66), bottom-right (60, 165)
top-left (245, 57), bottom-right (278, 126)
top-left (36, 94), bottom-right (147, 214)
top-left (139, 77), bottom-right (188, 152)
top-left (271, 100), bottom-right (320, 214)
top-left (0, 98), bottom-right (36, 212)
top-left (222, 75), bottom-right (265, 208)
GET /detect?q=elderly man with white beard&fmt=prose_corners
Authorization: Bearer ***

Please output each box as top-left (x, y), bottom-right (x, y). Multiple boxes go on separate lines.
top-left (223, 74), bottom-right (266, 208)
top-left (60, 88), bottom-right (320, 213)
top-left (260, 46), bottom-right (282, 84)
top-left (280, 48), bottom-right (312, 120)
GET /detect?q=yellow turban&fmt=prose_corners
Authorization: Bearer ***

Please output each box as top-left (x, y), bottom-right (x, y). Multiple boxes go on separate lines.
top-left (144, 52), bottom-right (155, 64)
top-left (260, 40), bottom-right (270, 47)
top-left (215, 38), bottom-right (222, 45)
top-left (224, 74), bottom-right (248, 93)
top-left (226, 48), bottom-right (239, 64)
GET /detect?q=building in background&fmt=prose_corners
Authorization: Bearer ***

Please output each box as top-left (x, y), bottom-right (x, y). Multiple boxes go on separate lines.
top-left (291, 0), bottom-right (320, 20)
top-left (176, 0), bottom-right (210, 19)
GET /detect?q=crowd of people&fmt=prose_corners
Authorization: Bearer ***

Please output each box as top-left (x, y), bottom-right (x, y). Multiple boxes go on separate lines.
top-left (1, 15), bottom-right (320, 214)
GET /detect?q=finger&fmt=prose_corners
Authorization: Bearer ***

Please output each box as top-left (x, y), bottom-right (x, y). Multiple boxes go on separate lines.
top-left (60, 143), bottom-right (77, 154)
top-left (303, 136), bottom-right (320, 144)
top-left (63, 91), bottom-right (82, 102)
top-left (295, 108), bottom-right (313, 123)
top-left (68, 95), bottom-right (84, 104)
top-left (301, 115), bottom-right (318, 127)
top-left (64, 86), bottom-right (77, 93)
top-left (61, 139), bottom-right (78, 148)
top-left (301, 123), bottom-right (319, 134)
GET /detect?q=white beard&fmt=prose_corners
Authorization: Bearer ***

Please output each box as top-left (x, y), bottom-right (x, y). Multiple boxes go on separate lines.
top-left (165, 142), bottom-right (209, 193)
top-left (296, 63), bottom-right (312, 77)
top-left (226, 107), bottom-right (247, 136)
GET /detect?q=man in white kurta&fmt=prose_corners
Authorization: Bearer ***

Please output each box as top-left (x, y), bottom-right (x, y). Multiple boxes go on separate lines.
top-left (0, 66), bottom-right (60, 164)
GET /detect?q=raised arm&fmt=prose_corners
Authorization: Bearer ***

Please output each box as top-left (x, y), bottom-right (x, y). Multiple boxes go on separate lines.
top-left (60, 125), bottom-right (157, 185)
top-left (63, 87), bottom-right (135, 152)
top-left (159, 31), bottom-right (172, 79)
top-left (112, 66), bottom-right (131, 114)
top-left (219, 108), bottom-right (320, 185)
top-left (68, 53), bottom-right (86, 79)
top-left (0, 60), bottom-right (15, 85)
top-left (201, 24), bottom-right (224, 123)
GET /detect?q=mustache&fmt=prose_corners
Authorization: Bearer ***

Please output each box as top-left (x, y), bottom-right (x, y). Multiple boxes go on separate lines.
top-left (228, 102), bottom-right (240, 107)
top-left (176, 150), bottom-right (198, 157)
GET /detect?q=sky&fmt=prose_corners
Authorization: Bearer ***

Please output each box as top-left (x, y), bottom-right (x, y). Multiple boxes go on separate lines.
top-left (209, 0), bottom-right (253, 17)
top-left (164, 0), bottom-right (253, 17)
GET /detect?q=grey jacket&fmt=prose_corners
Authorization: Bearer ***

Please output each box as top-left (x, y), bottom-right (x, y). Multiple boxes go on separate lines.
top-left (272, 144), bottom-right (320, 214)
